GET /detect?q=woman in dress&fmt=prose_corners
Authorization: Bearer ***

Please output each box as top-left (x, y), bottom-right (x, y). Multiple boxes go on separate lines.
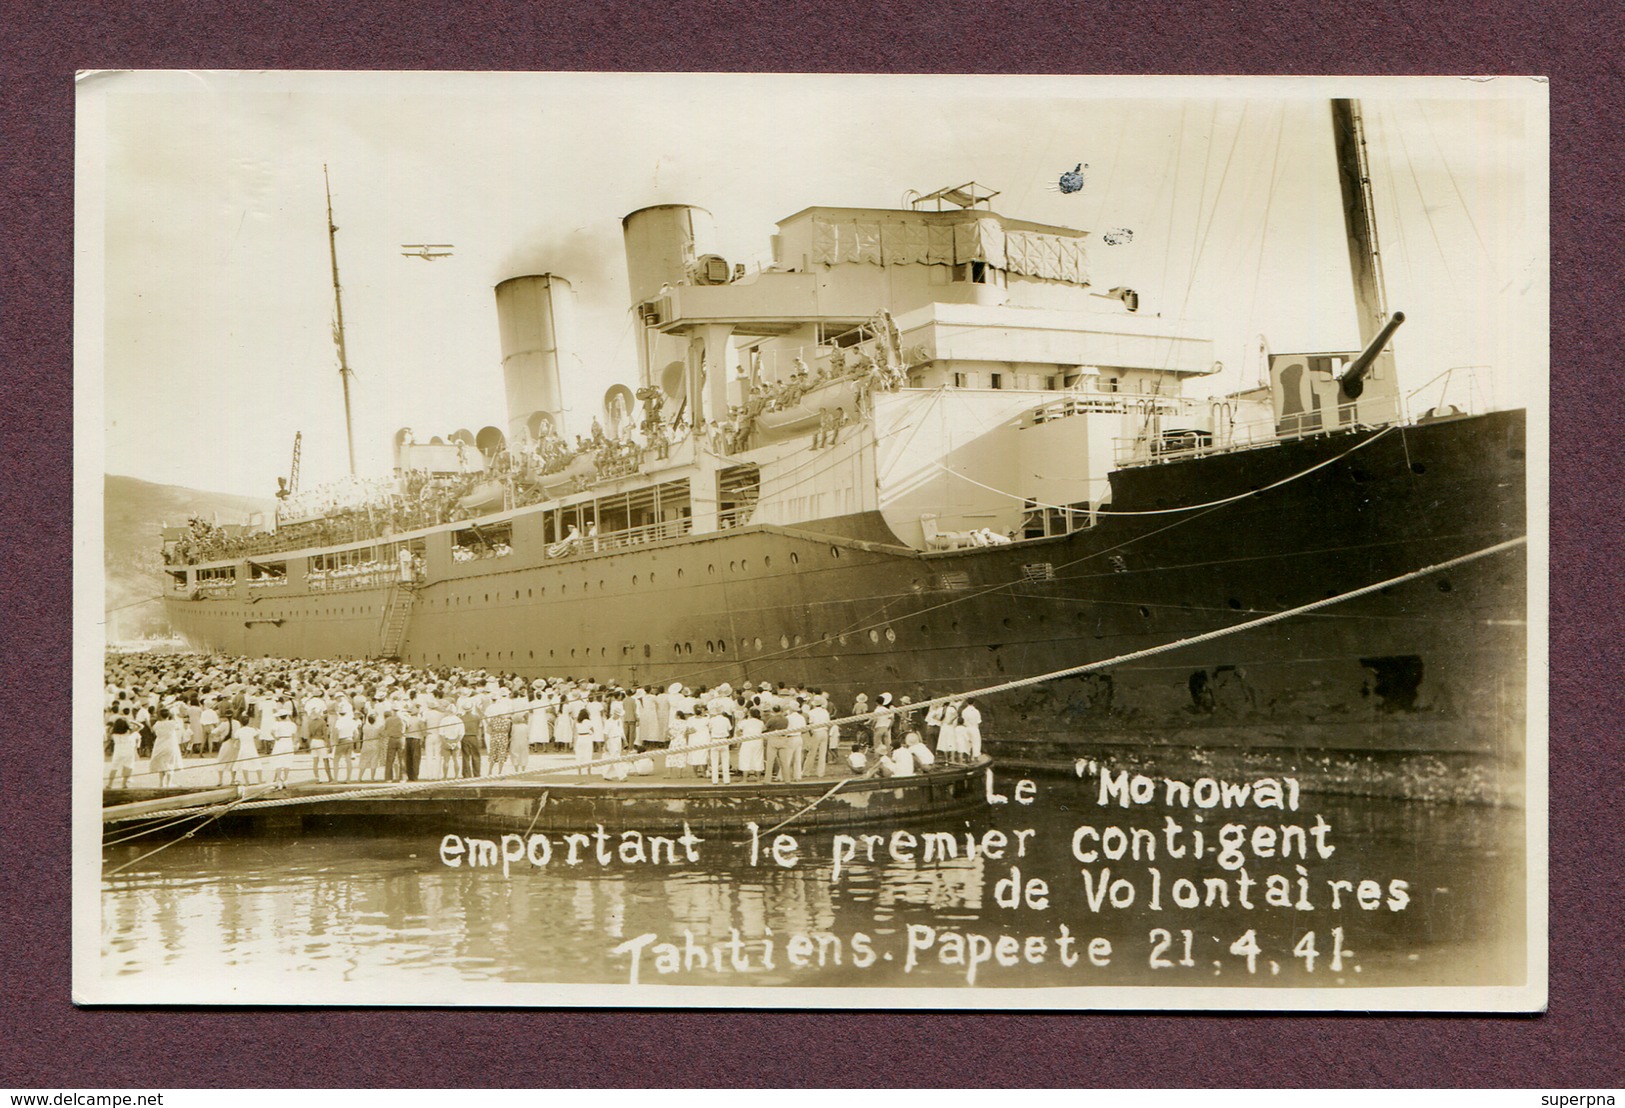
top-left (214, 716), bottom-right (241, 786)
top-left (485, 690), bottom-right (513, 775)
top-left (959, 699), bottom-right (983, 761)
top-left (106, 718), bottom-right (140, 789)
top-left (686, 710), bottom-right (709, 778)
top-left (736, 707), bottom-right (766, 782)
top-left (357, 711), bottom-right (387, 780)
top-left (553, 694), bottom-right (575, 750)
top-left (664, 710), bottom-right (690, 777)
top-left (572, 706), bottom-right (599, 773)
top-left (508, 691), bottom-right (531, 774)
top-left (148, 705), bottom-right (186, 788)
top-left (232, 714), bottom-right (263, 784)
top-left (936, 699), bottom-right (962, 764)
top-left (268, 708), bottom-right (298, 783)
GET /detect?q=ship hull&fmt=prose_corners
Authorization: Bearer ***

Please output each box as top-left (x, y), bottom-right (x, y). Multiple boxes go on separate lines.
top-left (165, 410), bottom-right (1528, 800)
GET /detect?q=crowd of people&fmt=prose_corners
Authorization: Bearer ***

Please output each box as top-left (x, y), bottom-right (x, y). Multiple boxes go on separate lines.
top-left (103, 653), bottom-right (985, 791)
top-left (163, 323), bottom-right (915, 569)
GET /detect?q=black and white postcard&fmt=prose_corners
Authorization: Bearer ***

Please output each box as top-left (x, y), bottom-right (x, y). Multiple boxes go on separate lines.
top-left (75, 72), bottom-right (1547, 1009)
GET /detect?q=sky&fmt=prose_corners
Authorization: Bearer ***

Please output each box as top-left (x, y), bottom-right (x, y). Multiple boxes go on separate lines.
top-left (81, 73), bottom-right (1547, 499)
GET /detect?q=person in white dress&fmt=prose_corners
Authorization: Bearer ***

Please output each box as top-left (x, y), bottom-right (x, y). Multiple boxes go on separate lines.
top-left (268, 708), bottom-right (298, 783)
top-left (148, 706), bottom-right (186, 788)
top-left (685, 711), bottom-right (709, 777)
top-left (959, 699), bottom-right (983, 761)
top-left (736, 708), bottom-right (766, 780)
top-left (106, 719), bottom-right (140, 788)
top-left (664, 710), bottom-right (690, 777)
top-left (931, 700), bottom-right (957, 762)
top-left (572, 706), bottom-right (599, 772)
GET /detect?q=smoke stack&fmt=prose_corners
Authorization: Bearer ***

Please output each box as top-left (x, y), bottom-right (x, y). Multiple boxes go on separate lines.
top-left (494, 274), bottom-right (573, 444)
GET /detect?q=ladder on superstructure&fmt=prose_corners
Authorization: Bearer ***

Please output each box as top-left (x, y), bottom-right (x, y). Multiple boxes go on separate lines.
top-left (376, 581), bottom-right (418, 659)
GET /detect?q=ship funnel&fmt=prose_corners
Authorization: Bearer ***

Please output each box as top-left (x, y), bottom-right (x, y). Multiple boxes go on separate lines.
top-left (623, 204), bottom-right (716, 391)
top-left (495, 274), bottom-right (573, 445)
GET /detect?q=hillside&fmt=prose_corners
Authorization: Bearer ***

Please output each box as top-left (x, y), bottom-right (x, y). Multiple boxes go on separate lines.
top-left (103, 475), bottom-right (274, 641)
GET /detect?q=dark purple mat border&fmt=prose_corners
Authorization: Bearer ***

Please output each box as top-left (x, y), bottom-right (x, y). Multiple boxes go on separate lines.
top-left (2, 0), bottom-right (1619, 1089)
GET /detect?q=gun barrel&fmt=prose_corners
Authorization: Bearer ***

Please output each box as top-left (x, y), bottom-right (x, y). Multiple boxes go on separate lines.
top-left (1338, 311), bottom-right (1406, 399)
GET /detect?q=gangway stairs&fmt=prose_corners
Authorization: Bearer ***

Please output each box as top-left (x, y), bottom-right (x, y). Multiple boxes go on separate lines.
top-left (376, 582), bottom-right (418, 660)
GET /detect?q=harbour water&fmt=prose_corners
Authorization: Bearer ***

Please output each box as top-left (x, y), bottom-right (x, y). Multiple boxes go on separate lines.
top-left (100, 772), bottom-right (1526, 992)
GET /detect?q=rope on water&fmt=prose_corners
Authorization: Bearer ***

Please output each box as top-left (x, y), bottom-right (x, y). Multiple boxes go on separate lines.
top-left (120, 535), bottom-right (1525, 821)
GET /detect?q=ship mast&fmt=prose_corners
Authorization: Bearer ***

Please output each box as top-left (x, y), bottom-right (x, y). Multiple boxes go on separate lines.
top-left (1331, 99), bottom-right (1390, 348)
top-left (324, 164), bottom-right (359, 477)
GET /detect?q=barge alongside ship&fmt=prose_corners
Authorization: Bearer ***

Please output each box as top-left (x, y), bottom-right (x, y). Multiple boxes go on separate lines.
top-left (158, 102), bottom-right (1529, 799)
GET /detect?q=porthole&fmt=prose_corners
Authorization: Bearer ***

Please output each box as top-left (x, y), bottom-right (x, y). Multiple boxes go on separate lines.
top-left (920, 624), bottom-right (930, 635)
top-left (742, 559), bottom-right (750, 572)
top-left (706, 641), bottom-right (715, 654)
top-left (1227, 598), bottom-right (1242, 610)
top-left (754, 637), bottom-right (763, 651)
top-left (678, 569), bottom-right (685, 580)
top-left (599, 579), bottom-right (605, 590)
top-left (1002, 617), bottom-right (1013, 629)
top-left (763, 556), bottom-right (771, 568)
top-left (839, 633), bottom-right (848, 645)
top-left (1437, 579), bottom-right (1453, 593)
top-left (643, 644), bottom-right (651, 659)
top-left (674, 643), bottom-right (682, 656)
top-left (793, 634), bottom-right (804, 646)
top-left (528, 589), bottom-right (533, 598)
top-left (1138, 606), bottom-right (1151, 619)
top-left (729, 561), bottom-right (737, 573)
top-left (632, 575), bottom-right (639, 585)
top-left (868, 629), bottom-right (880, 643)
top-left (708, 564), bottom-right (716, 576)
top-left (514, 590), bottom-right (520, 600)
top-left (485, 594), bottom-right (490, 603)
top-left (529, 650), bottom-right (534, 659)
top-left (790, 553), bottom-right (799, 566)
top-left (884, 628), bottom-right (896, 643)
top-left (718, 640), bottom-right (727, 653)
top-left (830, 546), bottom-right (841, 559)
top-left (780, 635), bottom-right (791, 650)
top-left (684, 642), bottom-right (693, 655)
top-left (1411, 462), bottom-right (1427, 475)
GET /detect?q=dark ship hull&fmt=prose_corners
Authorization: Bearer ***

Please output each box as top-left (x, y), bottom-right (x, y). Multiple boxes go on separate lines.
top-left (165, 408), bottom-right (1527, 801)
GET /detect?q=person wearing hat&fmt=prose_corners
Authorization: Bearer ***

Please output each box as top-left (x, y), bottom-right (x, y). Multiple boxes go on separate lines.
top-left (872, 694), bottom-right (896, 754)
top-left (849, 692), bottom-right (873, 748)
top-left (804, 694), bottom-right (832, 778)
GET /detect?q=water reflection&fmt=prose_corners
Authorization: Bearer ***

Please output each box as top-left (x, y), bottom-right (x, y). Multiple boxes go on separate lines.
top-left (101, 778), bottom-right (1524, 991)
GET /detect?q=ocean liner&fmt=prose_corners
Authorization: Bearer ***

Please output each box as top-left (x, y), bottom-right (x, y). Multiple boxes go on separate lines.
top-left (159, 101), bottom-right (1528, 797)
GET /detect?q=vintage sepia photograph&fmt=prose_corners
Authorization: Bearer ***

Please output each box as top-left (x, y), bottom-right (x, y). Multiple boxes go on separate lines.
top-left (74, 72), bottom-right (1546, 1008)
